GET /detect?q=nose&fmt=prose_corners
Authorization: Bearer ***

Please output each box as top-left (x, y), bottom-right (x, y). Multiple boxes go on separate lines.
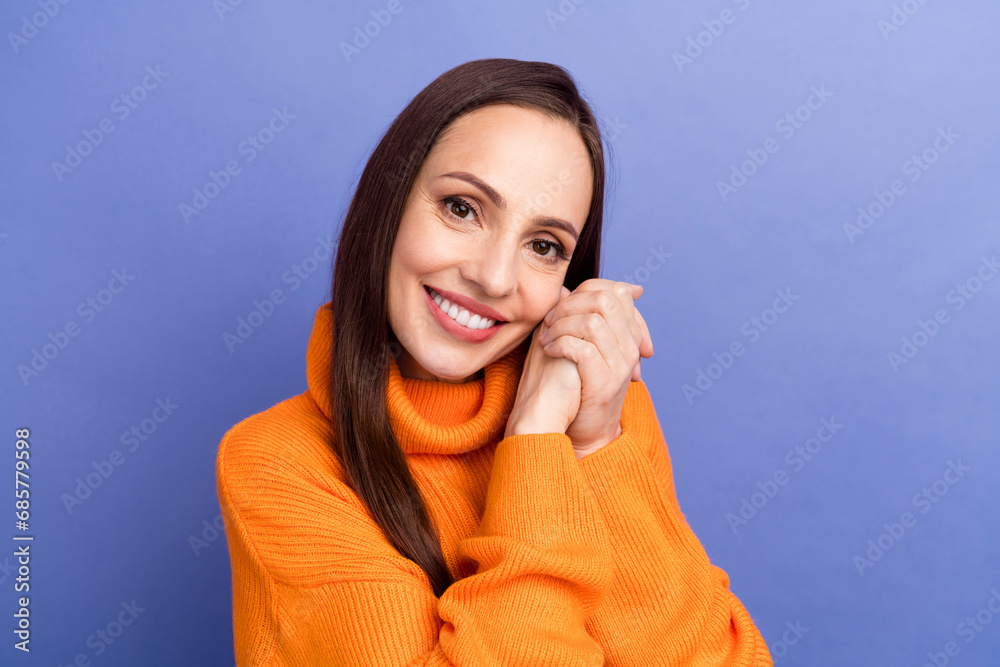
top-left (460, 233), bottom-right (517, 299)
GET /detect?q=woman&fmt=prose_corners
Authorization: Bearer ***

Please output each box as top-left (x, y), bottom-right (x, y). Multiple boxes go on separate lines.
top-left (216, 58), bottom-right (772, 666)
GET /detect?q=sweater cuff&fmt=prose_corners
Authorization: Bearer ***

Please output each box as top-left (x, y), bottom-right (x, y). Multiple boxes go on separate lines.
top-left (457, 431), bottom-right (614, 614)
top-left (577, 428), bottom-right (697, 549)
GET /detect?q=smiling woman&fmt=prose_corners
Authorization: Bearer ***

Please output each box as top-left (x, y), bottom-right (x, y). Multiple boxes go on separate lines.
top-left (387, 104), bottom-right (594, 383)
top-left (215, 58), bottom-right (773, 666)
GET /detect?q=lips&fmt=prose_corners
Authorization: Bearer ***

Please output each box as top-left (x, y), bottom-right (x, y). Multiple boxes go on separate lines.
top-left (423, 285), bottom-right (506, 343)
top-left (423, 285), bottom-right (507, 323)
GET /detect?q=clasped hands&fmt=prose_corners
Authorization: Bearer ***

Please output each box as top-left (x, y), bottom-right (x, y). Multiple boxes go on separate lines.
top-left (504, 279), bottom-right (654, 460)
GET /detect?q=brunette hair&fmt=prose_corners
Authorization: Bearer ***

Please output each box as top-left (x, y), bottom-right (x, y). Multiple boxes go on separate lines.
top-left (329, 58), bottom-right (607, 598)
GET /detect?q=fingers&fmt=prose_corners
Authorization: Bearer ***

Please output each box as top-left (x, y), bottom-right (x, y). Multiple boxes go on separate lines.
top-left (632, 307), bottom-right (654, 358)
top-left (543, 280), bottom-right (653, 358)
top-left (541, 312), bottom-right (636, 378)
top-left (613, 282), bottom-right (653, 358)
top-left (542, 334), bottom-right (615, 391)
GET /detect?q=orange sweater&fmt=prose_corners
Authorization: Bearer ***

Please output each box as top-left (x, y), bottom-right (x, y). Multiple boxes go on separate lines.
top-left (216, 301), bottom-right (772, 666)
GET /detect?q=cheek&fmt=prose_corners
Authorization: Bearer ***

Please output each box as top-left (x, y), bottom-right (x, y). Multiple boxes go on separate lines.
top-left (395, 216), bottom-right (458, 274)
top-left (392, 227), bottom-right (437, 281)
top-left (523, 283), bottom-right (563, 324)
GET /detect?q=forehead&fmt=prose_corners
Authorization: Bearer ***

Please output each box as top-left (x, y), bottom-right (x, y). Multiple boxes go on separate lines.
top-left (431, 105), bottom-right (579, 162)
top-left (419, 105), bottom-right (594, 221)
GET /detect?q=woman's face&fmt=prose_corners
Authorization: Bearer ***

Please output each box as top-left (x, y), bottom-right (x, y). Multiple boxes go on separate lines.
top-left (387, 104), bottom-right (594, 383)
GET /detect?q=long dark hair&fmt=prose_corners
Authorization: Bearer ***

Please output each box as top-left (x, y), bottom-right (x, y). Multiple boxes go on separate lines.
top-left (329, 58), bottom-right (607, 598)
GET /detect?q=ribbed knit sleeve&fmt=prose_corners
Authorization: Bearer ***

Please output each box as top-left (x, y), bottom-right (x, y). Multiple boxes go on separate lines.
top-left (216, 409), bottom-right (613, 666)
top-left (577, 381), bottom-right (773, 666)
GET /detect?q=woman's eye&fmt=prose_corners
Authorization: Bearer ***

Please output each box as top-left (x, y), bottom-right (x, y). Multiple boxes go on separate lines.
top-left (445, 197), bottom-right (476, 220)
top-left (531, 240), bottom-right (563, 260)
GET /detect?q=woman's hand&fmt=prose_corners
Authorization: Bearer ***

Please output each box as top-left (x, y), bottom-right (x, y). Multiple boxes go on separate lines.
top-left (504, 316), bottom-right (583, 439)
top-left (537, 280), bottom-right (654, 459)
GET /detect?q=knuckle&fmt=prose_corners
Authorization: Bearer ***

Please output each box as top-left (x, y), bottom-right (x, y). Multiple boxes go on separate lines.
top-left (585, 313), bottom-right (604, 334)
top-left (595, 291), bottom-right (617, 312)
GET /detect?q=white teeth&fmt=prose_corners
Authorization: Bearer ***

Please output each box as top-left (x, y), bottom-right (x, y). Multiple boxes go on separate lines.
top-left (427, 288), bottom-right (496, 329)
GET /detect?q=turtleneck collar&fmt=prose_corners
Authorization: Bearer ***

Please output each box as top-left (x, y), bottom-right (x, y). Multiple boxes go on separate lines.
top-left (306, 301), bottom-right (529, 455)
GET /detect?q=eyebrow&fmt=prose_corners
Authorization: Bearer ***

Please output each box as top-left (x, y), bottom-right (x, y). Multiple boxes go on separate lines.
top-left (436, 171), bottom-right (581, 245)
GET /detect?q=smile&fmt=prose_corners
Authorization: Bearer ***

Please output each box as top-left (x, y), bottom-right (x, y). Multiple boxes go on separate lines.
top-left (426, 286), bottom-right (497, 329)
top-left (422, 285), bottom-right (507, 344)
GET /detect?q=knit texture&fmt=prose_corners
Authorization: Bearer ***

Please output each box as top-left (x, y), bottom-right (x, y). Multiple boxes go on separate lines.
top-left (216, 301), bottom-right (773, 666)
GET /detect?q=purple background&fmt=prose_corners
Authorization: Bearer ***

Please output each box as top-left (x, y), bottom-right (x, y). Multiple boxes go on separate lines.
top-left (1, 1), bottom-right (998, 665)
